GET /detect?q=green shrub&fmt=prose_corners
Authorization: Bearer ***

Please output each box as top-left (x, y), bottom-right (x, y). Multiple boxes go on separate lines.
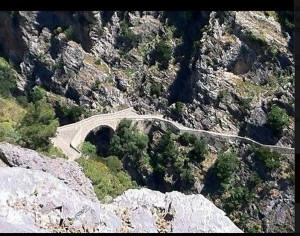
top-left (269, 46), bottom-right (279, 59)
top-left (152, 128), bottom-right (181, 172)
top-left (217, 89), bottom-right (227, 101)
top-left (77, 157), bottom-right (137, 202)
top-left (150, 83), bottom-right (162, 97)
top-left (30, 86), bottom-right (46, 102)
top-left (224, 186), bottom-right (253, 212)
top-left (180, 166), bottom-right (195, 189)
top-left (0, 121), bottom-right (20, 144)
top-left (154, 40), bottom-right (172, 70)
top-left (189, 138), bottom-right (208, 162)
top-left (64, 26), bottom-right (75, 41)
top-left (17, 98), bottom-right (59, 150)
top-left (0, 57), bottom-right (16, 98)
top-left (215, 151), bottom-right (238, 183)
top-left (53, 60), bottom-right (63, 70)
top-left (110, 119), bottom-right (149, 169)
top-left (63, 105), bottom-right (83, 122)
top-left (102, 155), bottom-right (123, 173)
top-left (179, 132), bottom-right (197, 146)
top-left (54, 26), bottom-right (63, 35)
top-left (267, 105), bottom-right (289, 134)
top-left (249, 172), bottom-right (262, 188)
top-left (173, 101), bottom-right (184, 115)
top-left (245, 31), bottom-right (268, 49)
top-left (94, 59), bottom-right (101, 65)
top-left (56, 104), bottom-right (84, 123)
top-left (240, 97), bottom-right (252, 110)
top-left (116, 22), bottom-right (142, 53)
top-left (81, 141), bottom-right (97, 158)
top-left (254, 146), bottom-right (281, 171)
top-left (15, 95), bottom-right (29, 108)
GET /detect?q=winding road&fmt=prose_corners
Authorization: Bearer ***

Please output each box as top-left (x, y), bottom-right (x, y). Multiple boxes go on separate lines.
top-left (51, 107), bottom-right (294, 161)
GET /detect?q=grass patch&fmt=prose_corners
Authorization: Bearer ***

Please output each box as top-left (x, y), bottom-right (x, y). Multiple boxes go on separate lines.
top-left (0, 97), bottom-right (27, 123)
top-left (84, 55), bottom-right (110, 73)
top-left (244, 31), bottom-right (268, 49)
top-left (77, 157), bottom-right (137, 202)
top-left (0, 121), bottom-right (20, 144)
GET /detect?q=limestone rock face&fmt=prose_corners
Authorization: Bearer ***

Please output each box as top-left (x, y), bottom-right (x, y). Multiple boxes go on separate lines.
top-left (0, 11), bottom-right (294, 146)
top-left (0, 143), bottom-right (243, 233)
top-left (0, 167), bottom-right (242, 233)
top-left (0, 167), bottom-right (122, 233)
top-left (0, 142), bottom-right (98, 203)
top-left (109, 188), bottom-right (243, 233)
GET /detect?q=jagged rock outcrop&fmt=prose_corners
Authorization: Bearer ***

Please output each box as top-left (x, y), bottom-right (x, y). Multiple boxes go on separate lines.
top-left (0, 142), bottom-right (98, 203)
top-left (0, 11), bottom-right (294, 232)
top-left (0, 143), bottom-right (243, 233)
top-left (0, 11), bottom-right (294, 146)
top-left (0, 167), bottom-right (122, 233)
top-left (185, 11), bottom-right (294, 147)
top-left (0, 168), bottom-right (242, 233)
top-left (108, 188), bottom-right (243, 233)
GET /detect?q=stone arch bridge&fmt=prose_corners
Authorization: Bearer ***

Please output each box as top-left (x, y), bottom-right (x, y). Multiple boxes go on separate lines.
top-left (51, 107), bottom-right (294, 161)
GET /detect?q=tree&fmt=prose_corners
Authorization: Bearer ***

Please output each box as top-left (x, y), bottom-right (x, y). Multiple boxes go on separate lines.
top-left (18, 98), bottom-right (59, 150)
top-left (267, 105), bottom-right (289, 134)
top-left (57, 104), bottom-right (84, 123)
top-left (110, 119), bottom-right (149, 169)
top-left (179, 132), bottom-right (197, 146)
top-left (81, 141), bottom-right (97, 158)
top-left (116, 22), bottom-right (142, 53)
top-left (173, 101), bottom-right (184, 115)
top-left (189, 138), bottom-right (208, 162)
top-left (150, 83), bottom-right (163, 97)
top-left (152, 128), bottom-right (181, 174)
top-left (254, 146), bottom-right (281, 171)
top-left (154, 40), bottom-right (172, 70)
top-left (215, 151), bottom-right (238, 183)
top-left (0, 57), bottom-right (16, 98)
top-left (102, 155), bottom-right (123, 173)
top-left (180, 165), bottom-right (195, 189)
top-left (31, 86), bottom-right (46, 102)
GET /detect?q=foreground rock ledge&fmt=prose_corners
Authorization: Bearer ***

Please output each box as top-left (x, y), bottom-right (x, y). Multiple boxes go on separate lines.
top-left (0, 143), bottom-right (242, 233)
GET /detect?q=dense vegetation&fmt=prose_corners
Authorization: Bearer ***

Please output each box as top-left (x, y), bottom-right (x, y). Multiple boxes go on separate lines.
top-left (108, 120), bottom-right (209, 192)
top-left (267, 105), bottom-right (289, 134)
top-left (254, 146), bottom-right (281, 171)
top-left (0, 57), bottom-right (17, 98)
top-left (78, 140), bottom-right (138, 202)
top-left (77, 119), bottom-right (210, 199)
top-left (17, 97), bottom-right (58, 150)
top-left (116, 22), bottom-right (142, 53)
top-left (152, 40), bottom-right (172, 70)
top-left (77, 155), bottom-right (138, 202)
top-left (0, 57), bottom-right (63, 157)
top-left (0, 11), bottom-right (294, 233)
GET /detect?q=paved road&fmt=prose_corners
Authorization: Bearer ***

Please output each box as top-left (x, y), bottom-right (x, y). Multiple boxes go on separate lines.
top-left (51, 107), bottom-right (294, 161)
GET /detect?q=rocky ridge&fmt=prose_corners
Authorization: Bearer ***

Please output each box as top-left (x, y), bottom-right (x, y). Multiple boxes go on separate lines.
top-left (0, 11), bottom-right (294, 147)
top-left (0, 142), bottom-right (242, 233)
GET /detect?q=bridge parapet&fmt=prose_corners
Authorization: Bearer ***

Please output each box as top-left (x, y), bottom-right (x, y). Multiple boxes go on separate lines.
top-left (52, 108), bottom-right (294, 160)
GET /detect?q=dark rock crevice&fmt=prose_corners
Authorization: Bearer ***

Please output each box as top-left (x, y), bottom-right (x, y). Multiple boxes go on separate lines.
top-left (166, 11), bottom-right (210, 105)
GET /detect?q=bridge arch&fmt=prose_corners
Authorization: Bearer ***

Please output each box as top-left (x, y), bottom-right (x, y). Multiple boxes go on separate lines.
top-left (52, 107), bottom-right (294, 161)
top-left (84, 125), bottom-right (115, 157)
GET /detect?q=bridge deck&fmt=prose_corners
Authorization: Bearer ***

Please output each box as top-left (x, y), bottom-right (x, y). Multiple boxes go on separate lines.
top-left (51, 107), bottom-right (294, 161)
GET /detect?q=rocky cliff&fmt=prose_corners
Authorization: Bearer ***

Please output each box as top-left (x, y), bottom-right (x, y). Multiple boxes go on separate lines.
top-left (0, 142), bottom-right (242, 233)
top-left (0, 11), bottom-right (294, 233)
top-left (0, 11), bottom-right (294, 147)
